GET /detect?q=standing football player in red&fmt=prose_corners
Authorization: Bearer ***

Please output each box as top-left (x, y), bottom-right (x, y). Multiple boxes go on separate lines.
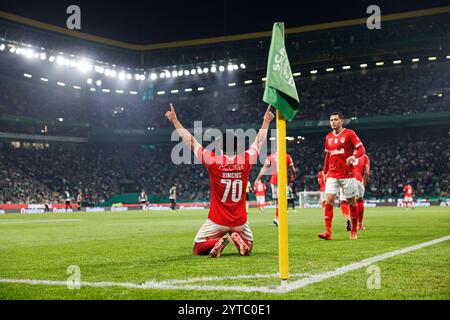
top-left (254, 179), bottom-right (267, 214)
top-left (319, 112), bottom-right (366, 240)
top-left (255, 151), bottom-right (296, 227)
top-left (353, 153), bottom-right (370, 229)
top-left (166, 103), bottom-right (274, 257)
top-left (403, 183), bottom-right (414, 210)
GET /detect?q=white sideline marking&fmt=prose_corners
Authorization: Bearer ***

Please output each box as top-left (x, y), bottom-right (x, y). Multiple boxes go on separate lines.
top-left (0, 235), bottom-right (448, 293)
top-left (0, 219), bottom-right (80, 225)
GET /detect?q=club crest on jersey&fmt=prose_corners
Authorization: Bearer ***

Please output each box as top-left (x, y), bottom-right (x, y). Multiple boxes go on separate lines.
top-left (340, 137), bottom-right (345, 143)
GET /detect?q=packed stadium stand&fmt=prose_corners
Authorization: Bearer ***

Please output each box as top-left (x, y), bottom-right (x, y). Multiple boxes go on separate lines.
top-left (1, 58), bottom-right (449, 129)
top-left (1, 125), bottom-right (448, 204)
top-left (0, 7), bottom-right (449, 206)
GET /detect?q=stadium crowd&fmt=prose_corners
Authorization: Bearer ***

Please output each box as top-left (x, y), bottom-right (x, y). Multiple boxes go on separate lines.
top-left (1, 61), bottom-right (449, 131)
top-left (0, 127), bottom-right (448, 204)
top-left (0, 52), bottom-right (449, 204)
top-left (293, 128), bottom-right (449, 199)
top-left (0, 143), bottom-right (125, 204)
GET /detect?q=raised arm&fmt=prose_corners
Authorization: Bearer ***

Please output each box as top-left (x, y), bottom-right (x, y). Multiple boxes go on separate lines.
top-left (165, 103), bottom-right (202, 155)
top-left (250, 105), bottom-right (275, 152)
top-left (256, 160), bottom-right (270, 183)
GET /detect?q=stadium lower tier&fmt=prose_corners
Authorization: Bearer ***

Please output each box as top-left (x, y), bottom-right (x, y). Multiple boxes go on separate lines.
top-left (1, 199), bottom-right (448, 215)
top-left (0, 126), bottom-right (448, 205)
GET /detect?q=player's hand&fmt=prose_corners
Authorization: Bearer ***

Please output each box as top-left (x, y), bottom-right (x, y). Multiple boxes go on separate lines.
top-left (291, 174), bottom-right (296, 181)
top-left (346, 155), bottom-right (356, 165)
top-left (264, 105), bottom-right (275, 123)
top-left (165, 103), bottom-right (178, 123)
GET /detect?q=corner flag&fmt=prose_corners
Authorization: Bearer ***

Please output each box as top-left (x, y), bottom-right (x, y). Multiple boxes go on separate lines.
top-left (263, 22), bottom-right (300, 287)
top-left (263, 22), bottom-right (300, 122)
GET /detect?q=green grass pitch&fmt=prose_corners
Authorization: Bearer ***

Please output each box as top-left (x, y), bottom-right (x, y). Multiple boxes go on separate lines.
top-left (0, 207), bottom-right (449, 300)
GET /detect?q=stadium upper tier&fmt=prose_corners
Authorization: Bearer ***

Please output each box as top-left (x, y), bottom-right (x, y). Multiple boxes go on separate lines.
top-left (0, 56), bottom-right (449, 136)
top-left (1, 7), bottom-right (449, 70)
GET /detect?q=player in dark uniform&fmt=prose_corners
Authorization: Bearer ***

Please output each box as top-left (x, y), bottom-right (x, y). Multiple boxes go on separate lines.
top-left (76, 191), bottom-right (83, 211)
top-left (139, 190), bottom-right (148, 210)
top-left (169, 185), bottom-right (177, 211)
top-left (287, 183), bottom-right (296, 212)
top-left (64, 189), bottom-right (72, 212)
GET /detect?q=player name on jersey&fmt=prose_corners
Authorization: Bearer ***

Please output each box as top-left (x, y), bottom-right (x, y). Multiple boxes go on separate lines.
top-left (222, 172), bottom-right (243, 179)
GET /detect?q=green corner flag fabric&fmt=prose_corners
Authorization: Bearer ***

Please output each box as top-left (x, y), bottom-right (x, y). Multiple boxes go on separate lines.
top-left (263, 22), bottom-right (300, 122)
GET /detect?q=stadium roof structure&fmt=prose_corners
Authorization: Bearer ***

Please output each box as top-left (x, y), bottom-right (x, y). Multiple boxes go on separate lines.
top-left (1, 5), bottom-right (450, 76)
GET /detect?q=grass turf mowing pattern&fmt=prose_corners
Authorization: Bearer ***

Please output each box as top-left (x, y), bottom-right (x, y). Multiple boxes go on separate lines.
top-left (0, 207), bottom-right (448, 299)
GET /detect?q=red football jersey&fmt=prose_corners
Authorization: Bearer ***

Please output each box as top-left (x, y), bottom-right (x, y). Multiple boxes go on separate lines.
top-left (317, 171), bottom-right (325, 192)
top-left (324, 128), bottom-right (363, 179)
top-left (264, 152), bottom-right (294, 185)
top-left (353, 154), bottom-right (370, 182)
top-left (403, 185), bottom-right (413, 197)
top-left (254, 181), bottom-right (267, 196)
top-left (196, 146), bottom-right (258, 227)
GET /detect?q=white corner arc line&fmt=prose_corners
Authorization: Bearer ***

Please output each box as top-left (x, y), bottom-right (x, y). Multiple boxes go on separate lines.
top-left (0, 235), bottom-right (448, 294)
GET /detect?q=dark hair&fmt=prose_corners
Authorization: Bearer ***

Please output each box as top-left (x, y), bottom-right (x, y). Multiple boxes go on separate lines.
top-left (330, 112), bottom-right (344, 119)
top-left (221, 131), bottom-right (238, 155)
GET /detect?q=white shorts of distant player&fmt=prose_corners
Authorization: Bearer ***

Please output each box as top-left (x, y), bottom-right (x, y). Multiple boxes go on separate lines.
top-left (404, 196), bottom-right (413, 202)
top-left (325, 178), bottom-right (358, 199)
top-left (194, 219), bottom-right (253, 243)
top-left (339, 180), bottom-right (365, 201)
top-left (256, 196), bottom-right (265, 206)
top-left (270, 184), bottom-right (289, 199)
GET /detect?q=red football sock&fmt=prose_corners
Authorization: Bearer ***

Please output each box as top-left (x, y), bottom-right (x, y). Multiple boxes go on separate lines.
top-left (324, 204), bottom-right (334, 234)
top-left (340, 201), bottom-right (349, 220)
top-left (275, 207), bottom-right (279, 219)
top-left (349, 203), bottom-right (358, 232)
top-left (357, 199), bottom-right (364, 226)
top-left (193, 239), bottom-right (220, 255)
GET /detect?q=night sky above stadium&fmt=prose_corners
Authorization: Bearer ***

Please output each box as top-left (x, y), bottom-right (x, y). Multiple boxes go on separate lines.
top-left (0, 0), bottom-right (449, 44)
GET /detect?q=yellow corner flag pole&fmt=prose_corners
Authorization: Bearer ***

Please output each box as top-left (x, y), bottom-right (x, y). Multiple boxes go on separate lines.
top-left (276, 110), bottom-right (289, 289)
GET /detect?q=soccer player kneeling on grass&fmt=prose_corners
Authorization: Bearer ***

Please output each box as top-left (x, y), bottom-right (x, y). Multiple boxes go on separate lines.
top-left (165, 103), bottom-right (274, 257)
top-left (319, 112), bottom-right (366, 240)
